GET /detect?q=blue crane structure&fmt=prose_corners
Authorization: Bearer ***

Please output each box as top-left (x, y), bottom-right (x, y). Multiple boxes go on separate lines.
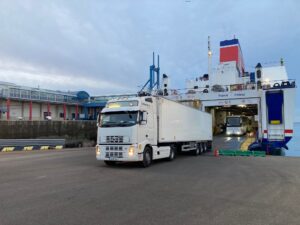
top-left (139, 52), bottom-right (160, 94)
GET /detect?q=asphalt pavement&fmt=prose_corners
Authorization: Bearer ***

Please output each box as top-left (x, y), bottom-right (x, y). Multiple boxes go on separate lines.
top-left (0, 148), bottom-right (300, 225)
top-left (212, 134), bottom-right (246, 150)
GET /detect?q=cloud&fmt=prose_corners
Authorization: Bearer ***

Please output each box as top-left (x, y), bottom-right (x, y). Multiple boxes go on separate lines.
top-left (0, 0), bottom-right (299, 98)
top-left (0, 58), bottom-right (134, 94)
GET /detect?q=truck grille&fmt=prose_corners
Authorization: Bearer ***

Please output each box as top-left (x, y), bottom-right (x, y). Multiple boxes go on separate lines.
top-left (106, 136), bottom-right (123, 143)
top-left (105, 146), bottom-right (123, 158)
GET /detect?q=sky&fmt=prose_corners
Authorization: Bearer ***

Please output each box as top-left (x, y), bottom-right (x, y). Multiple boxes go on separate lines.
top-left (0, 0), bottom-right (299, 116)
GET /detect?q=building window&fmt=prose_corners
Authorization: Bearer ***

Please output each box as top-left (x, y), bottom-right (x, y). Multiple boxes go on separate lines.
top-left (48, 94), bottom-right (55, 101)
top-left (44, 112), bottom-right (52, 119)
top-left (21, 90), bottom-right (30, 98)
top-left (40, 92), bottom-right (47, 100)
top-left (31, 91), bottom-right (39, 99)
top-left (10, 88), bottom-right (20, 98)
top-left (56, 95), bottom-right (64, 102)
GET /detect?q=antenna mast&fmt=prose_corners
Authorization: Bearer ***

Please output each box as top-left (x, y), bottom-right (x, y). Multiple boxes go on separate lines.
top-left (208, 36), bottom-right (212, 77)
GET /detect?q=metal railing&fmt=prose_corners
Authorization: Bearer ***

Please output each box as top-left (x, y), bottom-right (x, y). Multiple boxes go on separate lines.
top-left (260, 79), bottom-right (296, 90)
top-left (0, 88), bottom-right (80, 104)
top-left (163, 79), bottom-right (296, 97)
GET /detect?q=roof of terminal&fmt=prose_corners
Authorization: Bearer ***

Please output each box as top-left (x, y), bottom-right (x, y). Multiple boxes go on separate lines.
top-left (0, 80), bottom-right (136, 106)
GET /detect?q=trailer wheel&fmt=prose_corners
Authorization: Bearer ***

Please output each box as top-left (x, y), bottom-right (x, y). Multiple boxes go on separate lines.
top-left (167, 147), bottom-right (175, 161)
top-left (202, 142), bottom-right (207, 153)
top-left (199, 143), bottom-right (204, 154)
top-left (104, 161), bottom-right (116, 166)
top-left (193, 145), bottom-right (200, 156)
top-left (207, 141), bottom-right (212, 152)
top-left (142, 147), bottom-right (152, 167)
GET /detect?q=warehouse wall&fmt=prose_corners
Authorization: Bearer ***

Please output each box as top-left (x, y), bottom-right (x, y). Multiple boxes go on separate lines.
top-left (0, 99), bottom-right (82, 121)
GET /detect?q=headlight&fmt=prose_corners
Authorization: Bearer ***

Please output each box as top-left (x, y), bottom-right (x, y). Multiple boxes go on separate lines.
top-left (96, 145), bottom-right (101, 155)
top-left (128, 146), bottom-right (135, 156)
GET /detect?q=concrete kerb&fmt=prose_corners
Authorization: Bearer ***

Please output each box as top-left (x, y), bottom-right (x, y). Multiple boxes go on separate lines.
top-left (0, 145), bottom-right (64, 152)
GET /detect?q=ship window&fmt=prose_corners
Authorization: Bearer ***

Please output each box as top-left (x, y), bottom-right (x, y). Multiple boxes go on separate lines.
top-left (257, 70), bottom-right (261, 79)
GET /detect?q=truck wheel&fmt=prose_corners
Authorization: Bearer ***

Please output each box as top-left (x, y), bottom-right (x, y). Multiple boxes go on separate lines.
top-left (142, 147), bottom-right (152, 167)
top-left (167, 147), bottom-right (175, 161)
top-left (104, 161), bottom-right (116, 166)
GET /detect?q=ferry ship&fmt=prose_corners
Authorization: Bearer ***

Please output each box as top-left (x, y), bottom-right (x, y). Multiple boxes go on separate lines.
top-left (157, 38), bottom-right (296, 154)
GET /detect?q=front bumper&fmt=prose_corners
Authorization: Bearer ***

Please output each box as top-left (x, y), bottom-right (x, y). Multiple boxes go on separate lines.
top-left (226, 131), bottom-right (243, 136)
top-left (96, 144), bottom-right (142, 161)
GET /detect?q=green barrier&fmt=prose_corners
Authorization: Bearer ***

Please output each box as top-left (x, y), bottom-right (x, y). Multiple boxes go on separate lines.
top-left (218, 150), bottom-right (266, 157)
top-left (252, 151), bottom-right (266, 157)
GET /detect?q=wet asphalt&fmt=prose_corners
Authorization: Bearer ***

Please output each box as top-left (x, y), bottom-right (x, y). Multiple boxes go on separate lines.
top-left (0, 144), bottom-right (300, 225)
top-left (212, 134), bottom-right (246, 150)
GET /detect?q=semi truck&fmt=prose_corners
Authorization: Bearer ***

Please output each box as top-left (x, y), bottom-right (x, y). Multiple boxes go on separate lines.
top-left (96, 96), bottom-right (212, 167)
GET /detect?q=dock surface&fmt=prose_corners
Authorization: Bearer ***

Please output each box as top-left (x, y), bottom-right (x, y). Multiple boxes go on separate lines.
top-left (0, 148), bottom-right (300, 225)
top-left (213, 134), bottom-right (246, 150)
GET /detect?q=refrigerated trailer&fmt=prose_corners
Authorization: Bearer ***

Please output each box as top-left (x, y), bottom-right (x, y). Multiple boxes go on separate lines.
top-left (96, 96), bottom-right (212, 167)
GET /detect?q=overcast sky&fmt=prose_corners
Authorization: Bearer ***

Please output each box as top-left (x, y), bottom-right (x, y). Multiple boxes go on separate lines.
top-left (0, 0), bottom-right (299, 116)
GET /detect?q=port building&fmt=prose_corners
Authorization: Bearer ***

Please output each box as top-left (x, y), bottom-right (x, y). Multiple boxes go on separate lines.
top-left (0, 81), bottom-right (135, 121)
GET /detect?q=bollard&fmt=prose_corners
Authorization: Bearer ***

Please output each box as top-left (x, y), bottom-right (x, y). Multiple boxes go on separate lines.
top-left (214, 149), bottom-right (219, 157)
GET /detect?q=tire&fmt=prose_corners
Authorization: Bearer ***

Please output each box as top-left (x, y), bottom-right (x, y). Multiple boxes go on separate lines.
top-left (199, 143), bottom-right (204, 154)
top-left (142, 147), bottom-right (152, 168)
top-left (208, 141), bottom-right (212, 151)
top-left (167, 147), bottom-right (175, 161)
top-left (193, 145), bottom-right (200, 156)
top-left (202, 142), bottom-right (207, 153)
top-left (104, 160), bottom-right (116, 166)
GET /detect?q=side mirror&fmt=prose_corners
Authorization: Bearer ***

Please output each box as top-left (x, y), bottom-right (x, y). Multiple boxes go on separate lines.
top-left (140, 111), bottom-right (147, 125)
top-left (97, 114), bottom-right (101, 127)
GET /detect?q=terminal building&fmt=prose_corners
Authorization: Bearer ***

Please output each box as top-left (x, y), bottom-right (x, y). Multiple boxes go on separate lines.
top-left (0, 81), bottom-right (135, 121)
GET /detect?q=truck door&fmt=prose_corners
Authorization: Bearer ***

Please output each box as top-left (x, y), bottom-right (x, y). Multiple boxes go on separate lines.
top-left (138, 100), bottom-right (155, 147)
top-left (266, 90), bottom-right (285, 141)
top-left (146, 105), bottom-right (155, 145)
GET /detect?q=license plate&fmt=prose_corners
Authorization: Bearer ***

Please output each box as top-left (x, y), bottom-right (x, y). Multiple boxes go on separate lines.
top-left (109, 157), bottom-right (116, 161)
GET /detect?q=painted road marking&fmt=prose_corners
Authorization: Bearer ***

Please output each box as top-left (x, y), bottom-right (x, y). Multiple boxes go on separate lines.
top-left (2, 147), bottom-right (15, 152)
top-left (40, 146), bottom-right (50, 150)
top-left (24, 146), bottom-right (34, 151)
top-left (240, 137), bottom-right (256, 151)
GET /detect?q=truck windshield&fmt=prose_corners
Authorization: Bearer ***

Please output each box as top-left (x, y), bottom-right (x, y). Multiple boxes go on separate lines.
top-left (227, 117), bottom-right (241, 127)
top-left (100, 111), bottom-right (138, 127)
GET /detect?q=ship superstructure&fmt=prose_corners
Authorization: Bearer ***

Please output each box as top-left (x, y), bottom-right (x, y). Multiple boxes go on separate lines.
top-left (167, 38), bottom-right (296, 153)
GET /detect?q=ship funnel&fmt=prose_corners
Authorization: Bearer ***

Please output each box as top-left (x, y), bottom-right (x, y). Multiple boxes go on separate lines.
top-left (220, 38), bottom-right (245, 76)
